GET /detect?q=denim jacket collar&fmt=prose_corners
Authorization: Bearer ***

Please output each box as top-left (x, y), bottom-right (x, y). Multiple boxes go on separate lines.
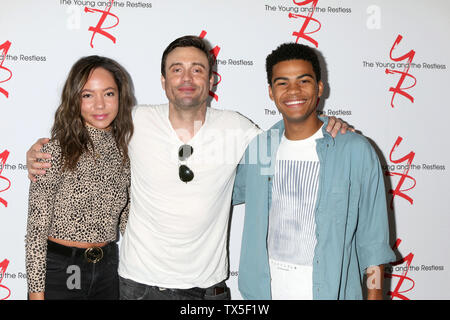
top-left (266, 115), bottom-right (335, 161)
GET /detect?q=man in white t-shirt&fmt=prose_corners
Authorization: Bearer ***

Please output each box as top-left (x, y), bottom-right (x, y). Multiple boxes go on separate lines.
top-left (26, 36), bottom-right (348, 300)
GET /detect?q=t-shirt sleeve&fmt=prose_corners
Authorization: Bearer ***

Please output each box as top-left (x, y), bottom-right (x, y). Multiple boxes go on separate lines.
top-left (230, 111), bottom-right (261, 206)
top-left (241, 114), bottom-right (262, 149)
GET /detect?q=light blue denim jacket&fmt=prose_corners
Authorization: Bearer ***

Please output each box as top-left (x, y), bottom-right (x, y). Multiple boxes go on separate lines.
top-left (232, 117), bottom-right (396, 300)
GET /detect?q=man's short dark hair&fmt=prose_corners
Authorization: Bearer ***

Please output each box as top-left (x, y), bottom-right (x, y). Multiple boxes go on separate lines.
top-left (266, 43), bottom-right (321, 85)
top-left (161, 35), bottom-right (214, 79)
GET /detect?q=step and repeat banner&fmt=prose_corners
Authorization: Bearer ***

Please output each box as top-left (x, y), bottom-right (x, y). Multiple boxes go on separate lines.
top-left (1, 0), bottom-right (449, 300)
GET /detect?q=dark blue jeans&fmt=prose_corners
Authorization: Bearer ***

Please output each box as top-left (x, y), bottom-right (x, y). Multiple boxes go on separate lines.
top-left (43, 240), bottom-right (119, 300)
top-left (119, 276), bottom-right (231, 300)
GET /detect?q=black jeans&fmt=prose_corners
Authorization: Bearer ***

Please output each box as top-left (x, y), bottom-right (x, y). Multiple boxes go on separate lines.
top-left (119, 276), bottom-right (231, 300)
top-left (43, 240), bottom-right (119, 300)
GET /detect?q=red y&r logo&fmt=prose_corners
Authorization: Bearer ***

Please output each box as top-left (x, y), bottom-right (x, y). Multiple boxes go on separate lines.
top-left (385, 136), bottom-right (416, 209)
top-left (289, 0), bottom-right (321, 47)
top-left (84, 0), bottom-right (119, 48)
top-left (385, 239), bottom-right (415, 300)
top-left (385, 35), bottom-right (417, 108)
top-left (0, 259), bottom-right (11, 300)
top-left (199, 30), bottom-right (222, 102)
top-left (0, 41), bottom-right (13, 99)
top-left (0, 150), bottom-right (11, 208)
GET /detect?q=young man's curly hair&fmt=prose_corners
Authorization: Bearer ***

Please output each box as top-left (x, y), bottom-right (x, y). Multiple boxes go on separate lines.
top-left (265, 43), bottom-right (322, 86)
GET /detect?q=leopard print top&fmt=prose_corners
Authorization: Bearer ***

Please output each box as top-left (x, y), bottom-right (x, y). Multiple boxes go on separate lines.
top-left (26, 125), bottom-right (130, 293)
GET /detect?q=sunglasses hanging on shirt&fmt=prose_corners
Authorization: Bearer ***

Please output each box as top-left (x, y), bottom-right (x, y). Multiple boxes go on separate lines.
top-left (178, 144), bottom-right (194, 183)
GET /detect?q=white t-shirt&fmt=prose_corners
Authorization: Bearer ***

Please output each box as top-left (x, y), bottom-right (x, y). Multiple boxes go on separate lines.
top-left (268, 126), bottom-right (323, 300)
top-left (118, 104), bottom-right (260, 289)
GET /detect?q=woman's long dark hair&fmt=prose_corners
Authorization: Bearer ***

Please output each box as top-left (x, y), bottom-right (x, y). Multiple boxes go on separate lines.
top-left (51, 55), bottom-right (135, 170)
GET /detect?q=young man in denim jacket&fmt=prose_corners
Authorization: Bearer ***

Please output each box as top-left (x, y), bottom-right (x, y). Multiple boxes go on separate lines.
top-left (233, 43), bottom-right (395, 300)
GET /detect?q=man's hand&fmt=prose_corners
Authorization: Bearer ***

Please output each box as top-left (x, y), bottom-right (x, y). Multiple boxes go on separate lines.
top-left (26, 138), bottom-right (51, 182)
top-left (325, 116), bottom-right (355, 138)
top-left (366, 265), bottom-right (384, 300)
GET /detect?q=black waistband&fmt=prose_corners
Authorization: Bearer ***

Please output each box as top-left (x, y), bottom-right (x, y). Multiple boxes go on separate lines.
top-left (47, 239), bottom-right (116, 258)
top-left (159, 281), bottom-right (228, 298)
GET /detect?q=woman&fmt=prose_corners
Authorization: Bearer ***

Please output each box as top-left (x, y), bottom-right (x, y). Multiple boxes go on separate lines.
top-left (26, 55), bottom-right (135, 300)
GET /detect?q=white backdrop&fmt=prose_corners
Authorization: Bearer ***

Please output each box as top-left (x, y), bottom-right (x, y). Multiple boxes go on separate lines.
top-left (1, 0), bottom-right (449, 300)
